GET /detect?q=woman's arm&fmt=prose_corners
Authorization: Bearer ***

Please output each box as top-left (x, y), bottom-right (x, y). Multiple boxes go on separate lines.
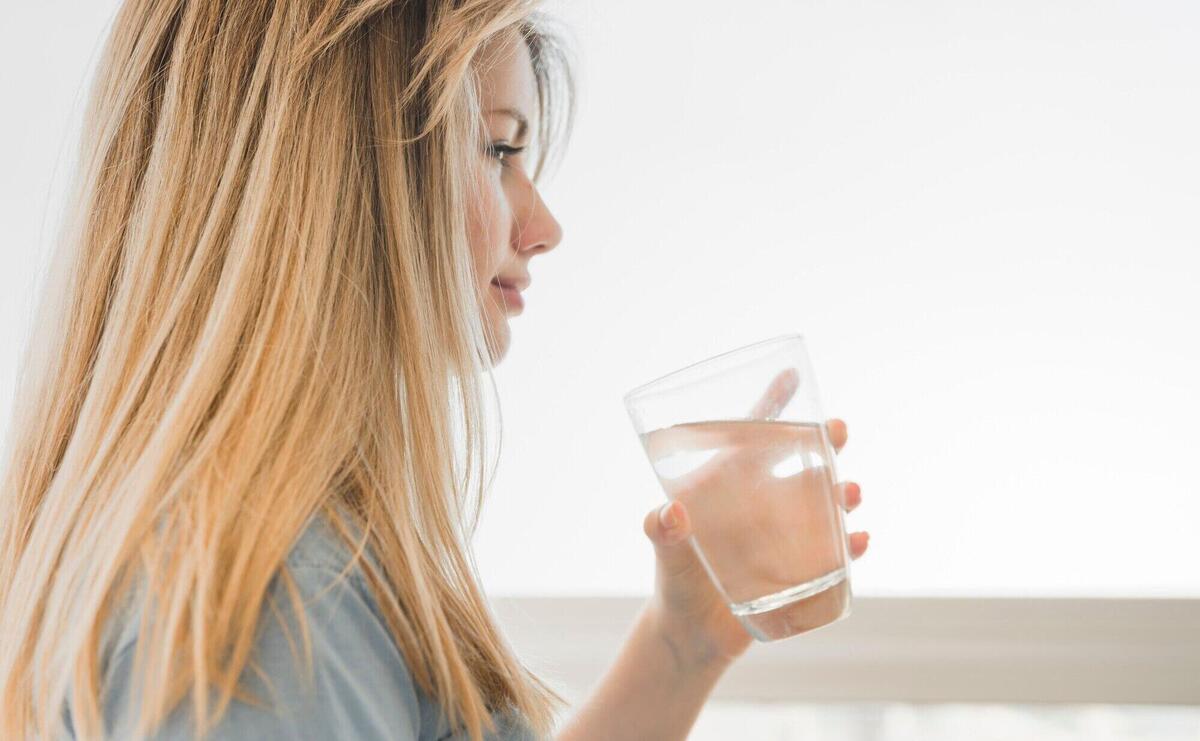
top-left (554, 600), bottom-right (732, 741)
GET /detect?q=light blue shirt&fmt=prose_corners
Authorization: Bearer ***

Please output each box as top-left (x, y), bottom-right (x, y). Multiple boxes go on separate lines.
top-left (62, 512), bottom-right (540, 740)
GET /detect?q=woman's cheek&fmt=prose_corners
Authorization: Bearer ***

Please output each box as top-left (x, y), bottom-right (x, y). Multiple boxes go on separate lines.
top-left (468, 176), bottom-right (509, 280)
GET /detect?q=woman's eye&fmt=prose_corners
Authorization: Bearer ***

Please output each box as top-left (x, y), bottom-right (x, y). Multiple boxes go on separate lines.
top-left (487, 142), bottom-right (526, 166)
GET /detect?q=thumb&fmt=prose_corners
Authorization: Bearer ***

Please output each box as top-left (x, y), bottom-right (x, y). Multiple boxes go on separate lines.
top-left (642, 501), bottom-right (696, 570)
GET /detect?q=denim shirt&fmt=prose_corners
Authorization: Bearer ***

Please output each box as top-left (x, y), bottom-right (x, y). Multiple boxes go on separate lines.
top-left (63, 512), bottom-right (540, 740)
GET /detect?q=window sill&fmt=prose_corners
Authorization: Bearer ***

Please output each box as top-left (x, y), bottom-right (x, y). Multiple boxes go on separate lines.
top-left (491, 596), bottom-right (1200, 706)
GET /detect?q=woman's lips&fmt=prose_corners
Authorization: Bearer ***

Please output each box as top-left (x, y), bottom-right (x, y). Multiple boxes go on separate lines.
top-left (490, 280), bottom-right (525, 313)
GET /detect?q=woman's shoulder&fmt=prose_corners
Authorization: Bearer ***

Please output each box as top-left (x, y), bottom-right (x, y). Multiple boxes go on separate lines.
top-left (285, 512), bottom-right (542, 740)
top-left (99, 507), bottom-right (377, 667)
top-left (284, 505), bottom-right (378, 581)
top-left (87, 510), bottom-right (539, 740)
top-left (84, 510), bottom-right (424, 739)
top-left (272, 511), bottom-right (543, 740)
top-left (284, 512), bottom-right (543, 740)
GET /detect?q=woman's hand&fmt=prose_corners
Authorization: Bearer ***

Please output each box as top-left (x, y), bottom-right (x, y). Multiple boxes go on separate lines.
top-left (640, 370), bottom-right (870, 673)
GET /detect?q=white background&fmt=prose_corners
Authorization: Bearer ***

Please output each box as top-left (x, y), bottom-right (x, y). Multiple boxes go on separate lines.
top-left (3, 1), bottom-right (1197, 600)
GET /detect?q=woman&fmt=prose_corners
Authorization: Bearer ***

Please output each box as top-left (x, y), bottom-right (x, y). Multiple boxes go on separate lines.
top-left (0, 1), bottom-right (870, 739)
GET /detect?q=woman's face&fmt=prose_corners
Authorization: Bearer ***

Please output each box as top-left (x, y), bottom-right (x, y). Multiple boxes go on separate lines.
top-left (468, 28), bottom-right (563, 365)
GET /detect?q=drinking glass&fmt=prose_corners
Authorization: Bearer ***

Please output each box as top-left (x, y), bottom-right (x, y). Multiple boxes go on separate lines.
top-left (623, 333), bottom-right (852, 642)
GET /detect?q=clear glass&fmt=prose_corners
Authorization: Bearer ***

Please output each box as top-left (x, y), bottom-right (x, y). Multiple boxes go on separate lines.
top-left (623, 333), bottom-right (853, 642)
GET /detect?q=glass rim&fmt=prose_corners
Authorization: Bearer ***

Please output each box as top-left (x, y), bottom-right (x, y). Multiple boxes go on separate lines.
top-left (622, 332), bottom-right (806, 407)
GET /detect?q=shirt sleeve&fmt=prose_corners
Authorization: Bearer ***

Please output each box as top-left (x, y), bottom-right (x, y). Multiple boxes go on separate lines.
top-left (99, 563), bottom-right (423, 740)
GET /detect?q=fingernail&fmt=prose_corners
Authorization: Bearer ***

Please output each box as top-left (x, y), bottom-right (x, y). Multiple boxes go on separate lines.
top-left (659, 502), bottom-right (678, 530)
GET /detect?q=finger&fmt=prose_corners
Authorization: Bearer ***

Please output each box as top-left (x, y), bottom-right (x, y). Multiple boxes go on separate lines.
top-left (848, 531), bottom-right (870, 560)
top-left (643, 500), bottom-right (693, 548)
top-left (840, 481), bottom-right (862, 512)
top-left (749, 367), bottom-right (800, 420)
top-left (826, 418), bottom-right (848, 453)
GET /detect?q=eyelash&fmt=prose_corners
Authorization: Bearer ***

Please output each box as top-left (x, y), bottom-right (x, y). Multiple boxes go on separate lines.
top-left (487, 142), bottom-right (526, 165)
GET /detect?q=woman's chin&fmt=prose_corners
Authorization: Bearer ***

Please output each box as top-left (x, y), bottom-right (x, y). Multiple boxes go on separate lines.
top-left (483, 318), bottom-right (511, 367)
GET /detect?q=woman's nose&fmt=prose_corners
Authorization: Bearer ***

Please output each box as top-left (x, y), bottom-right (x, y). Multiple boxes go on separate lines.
top-left (514, 182), bottom-right (563, 255)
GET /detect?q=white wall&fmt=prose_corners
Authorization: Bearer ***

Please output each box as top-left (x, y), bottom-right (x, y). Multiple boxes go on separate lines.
top-left (482, 0), bottom-right (1200, 598)
top-left (2, 1), bottom-right (1197, 600)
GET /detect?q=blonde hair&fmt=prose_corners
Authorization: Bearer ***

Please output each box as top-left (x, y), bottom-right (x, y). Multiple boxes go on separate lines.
top-left (0, 1), bottom-right (574, 739)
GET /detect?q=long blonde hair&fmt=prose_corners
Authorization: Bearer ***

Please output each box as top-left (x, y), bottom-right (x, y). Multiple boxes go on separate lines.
top-left (0, 1), bottom-right (574, 739)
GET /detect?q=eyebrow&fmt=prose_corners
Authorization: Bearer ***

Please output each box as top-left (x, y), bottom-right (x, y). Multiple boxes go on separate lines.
top-left (485, 108), bottom-right (529, 142)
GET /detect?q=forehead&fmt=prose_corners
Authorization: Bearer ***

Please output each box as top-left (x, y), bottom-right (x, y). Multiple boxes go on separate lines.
top-left (475, 29), bottom-right (537, 120)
